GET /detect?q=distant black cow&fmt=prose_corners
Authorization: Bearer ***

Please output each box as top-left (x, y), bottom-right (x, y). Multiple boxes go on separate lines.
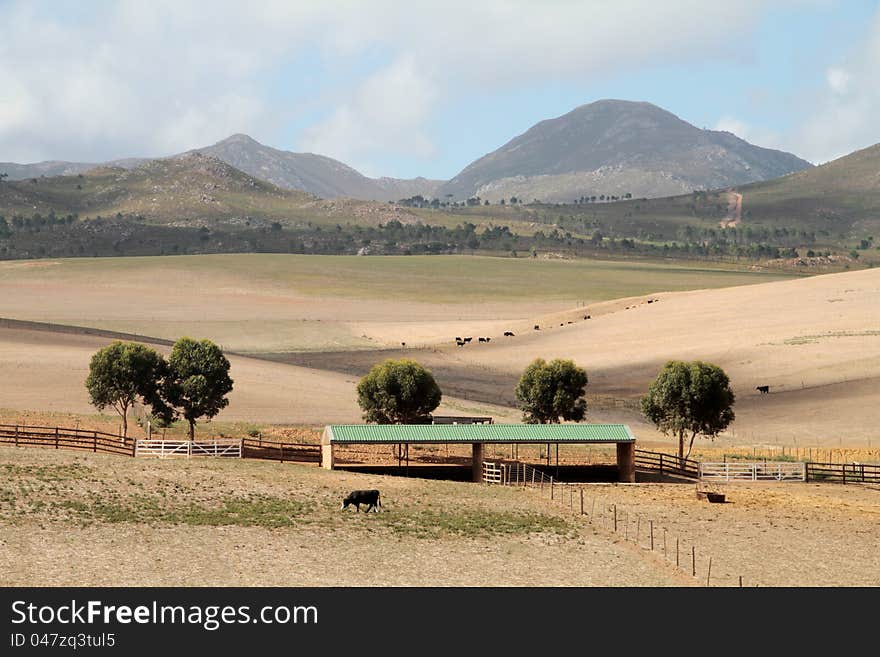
top-left (455, 336), bottom-right (462, 341)
top-left (401, 342), bottom-right (406, 348)
top-left (534, 325), bottom-right (540, 330)
top-left (341, 489), bottom-right (382, 512)
top-left (584, 315), bottom-right (591, 320)
top-left (464, 337), bottom-right (473, 343)
top-left (756, 385), bottom-right (770, 394)
top-left (503, 331), bottom-right (515, 336)
top-left (456, 340), bottom-right (465, 347)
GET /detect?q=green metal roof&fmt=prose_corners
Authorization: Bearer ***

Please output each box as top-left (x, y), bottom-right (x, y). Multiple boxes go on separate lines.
top-left (326, 424), bottom-right (635, 444)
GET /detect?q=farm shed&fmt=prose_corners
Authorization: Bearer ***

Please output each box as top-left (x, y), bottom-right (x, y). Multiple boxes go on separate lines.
top-left (321, 424), bottom-right (636, 482)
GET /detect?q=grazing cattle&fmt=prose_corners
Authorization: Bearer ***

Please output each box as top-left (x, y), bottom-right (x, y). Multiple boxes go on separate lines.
top-left (401, 342), bottom-right (406, 348)
top-left (456, 340), bottom-right (465, 347)
top-left (478, 337), bottom-right (486, 342)
top-left (756, 385), bottom-right (770, 394)
top-left (567, 321), bottom-right (572, 325)
top-left (455, 336), bottom-right (462, 341)
top-left (559, 323), bottom-right (564, 327)
top-left (503, 331), bottom-right (515, 337)
top-left (647, 299), bottom-right (654, 304)
top-left (341, 489), bottom-right (382, 512)
top-left (534, 325), bottom-right (540, 330)
top-left (584, 315), bottom-right (591, 319)
top-left (464, 337), bottom-right (473, 343)
top-left (485, 337), bottom-right (491, 342)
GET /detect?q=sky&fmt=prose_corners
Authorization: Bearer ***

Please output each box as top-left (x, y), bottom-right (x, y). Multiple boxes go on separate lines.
top-left (1, 1), bottom-right (879, 178)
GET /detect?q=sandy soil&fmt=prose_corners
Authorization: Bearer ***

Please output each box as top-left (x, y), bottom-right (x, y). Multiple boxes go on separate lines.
top-left (1, 259), bottom-right (878, 445)
top-left (0, 447), bottom-right (686, 587)
top-left (2, 446), bottom-right (876, 587)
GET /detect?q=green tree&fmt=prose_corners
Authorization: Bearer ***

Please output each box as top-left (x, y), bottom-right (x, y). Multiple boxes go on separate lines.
top-left (640, 360), bottom-right (735, 462)
top-left (85, 341), bottom-right (167, 437)
top-left (162, 337), bottom-right (234, 439)
top-left (356, 359), bottom-right (441, 424)
top-left (515, 358), bottom-right (588, 424)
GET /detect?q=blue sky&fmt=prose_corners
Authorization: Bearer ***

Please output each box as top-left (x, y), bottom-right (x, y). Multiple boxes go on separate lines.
top-left (2, 1), bottom-right (879, 178)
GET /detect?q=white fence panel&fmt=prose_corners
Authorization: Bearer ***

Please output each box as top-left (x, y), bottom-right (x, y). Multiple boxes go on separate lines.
top-left (135, 439), bottom-right (242, 459)
top-left (699, 461), bottom-right (805, 482)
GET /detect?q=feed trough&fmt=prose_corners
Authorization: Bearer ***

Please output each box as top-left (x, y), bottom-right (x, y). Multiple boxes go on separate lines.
top-left (706, 492), bottom-right (726, 503)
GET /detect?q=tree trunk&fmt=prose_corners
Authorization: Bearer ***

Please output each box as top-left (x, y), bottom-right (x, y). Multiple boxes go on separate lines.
top-left (678, 430), bottom-right (685, 464)
top-left (188, 419), bottom-right (195, 441)
top-left (684, 431), bottom-right (698, 462)
top-left (122, 413), bottom-right (127, 438)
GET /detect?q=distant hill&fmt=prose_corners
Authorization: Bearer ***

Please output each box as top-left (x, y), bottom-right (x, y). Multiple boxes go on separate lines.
top-left (0, 153), bottom-right (313, 223)
top-left (0, 135), bottom-right (443, 202)
top-left (186, 134), bottom-right (443, 201)
top-left (735, 142), bottom-right (880, 237)
top-left (438, 99), bottom-right (813, 202)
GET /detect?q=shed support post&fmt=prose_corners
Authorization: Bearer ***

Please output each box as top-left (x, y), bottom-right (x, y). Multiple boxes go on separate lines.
top-left (472, 443), bottom-right (485, 482)
top-left (617, 442), bottom-right (635, 483)
top-left (320, 427), bottom-right (335, 470)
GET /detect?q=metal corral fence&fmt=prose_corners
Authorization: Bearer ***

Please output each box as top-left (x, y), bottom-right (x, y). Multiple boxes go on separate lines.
top-left (805, 461), bottom-right (880, 484)
top-left (634, 449), bottom-right (699, 480)
top-left (241, 437), bottom-right (321, 464)
top-left (700, 461), bottom-right (806, 482)
top-left (482, 460), bottom-right (552, 487)
top-left (0, 424), bottom-right (134, 457)
top-left (135, 438), bottom-right (242, 458)
top-left (0, 424), bottom-right (322, 465)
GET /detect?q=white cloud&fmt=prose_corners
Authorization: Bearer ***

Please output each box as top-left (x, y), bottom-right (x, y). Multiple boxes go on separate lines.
top-left (783, 12), bottom-right (880, 163)
top-left (0, 0), bottom-right (818, 169)
top-left (300, 57), bottom-right (437, 175)
top-left (826, 67), bottom-right (851, 95)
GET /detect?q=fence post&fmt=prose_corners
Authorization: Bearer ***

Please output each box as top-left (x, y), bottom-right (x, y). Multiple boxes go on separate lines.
top-left (55, 426), bottom-right (59, 449)
top-left (93, 431), bottom-right (97, 453)
top-left (15, 425), bottom-right (19, 447)
top-left (706, 558), bottom-right (712, 587)
top-left (692, 546), bottom-right (696, 577)
top-left (613, 505), bottom-right (617, 532)
top-left (676, 538), bottom-right (680, 567)
top-left (550, 478), bottom-right (554, 500)
top-left (842, 465), bottom-right (846, 485)
top-left (280, 443), bottom-right (285, 464)
top-left (659, 453), bottom-right (663, 478)
top-left (650, 521), bottom-right (654, 550)
top-left (580, 488), bottom-right (584, 515)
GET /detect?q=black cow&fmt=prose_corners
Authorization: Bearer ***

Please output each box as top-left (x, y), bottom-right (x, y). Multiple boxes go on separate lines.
top-left (341, 489), bottom-right (382, 512)
top-left (464, 337), bottom-right (473, 343)
top-left (584, 315), bottom-right (591, 319)
top-left (456, 340), bottom-right (465, 347)
top-left (401, 342), bottom-right (406, 348)
top-left (534, 325), bottom-right (540, 330)
top-left (503, 331), bottom-right (515, 336)
top-left (756, 385), bottom-right (770, 394)
top-left (478, 337), bottom-right (487, 342)
top-left (455, 336), bottom-right (462, 341)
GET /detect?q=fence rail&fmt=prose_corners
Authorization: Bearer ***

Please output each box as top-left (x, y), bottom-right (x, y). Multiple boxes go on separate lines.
top-left (634, 449), bottom-right (700, 480)
top-left (806, 461), bottom-right (880, 484)
top-left (0, 424), bottom-right (134, 456)
top-left (135, 439), bottom-right (242, 458)
top-left (241, 438), bottom-right (321, 464)
top-left (482, 460), bottom-right (551, 487)
top-left (700, 461), bottom-right (806, 482)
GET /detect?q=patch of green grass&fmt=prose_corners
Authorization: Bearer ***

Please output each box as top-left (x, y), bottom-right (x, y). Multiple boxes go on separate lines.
top-left (376, 507), bottom-right (571, 539)
top-left (781, 330), bottom-right (880, 345)
top-left (55, 494), bottom-right (314, 528)
top-left (0, 463), bottom-right (92, 482)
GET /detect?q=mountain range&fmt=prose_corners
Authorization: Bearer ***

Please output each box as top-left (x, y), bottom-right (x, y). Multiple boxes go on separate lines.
top-left (2, 100), bottom-right (811, 202)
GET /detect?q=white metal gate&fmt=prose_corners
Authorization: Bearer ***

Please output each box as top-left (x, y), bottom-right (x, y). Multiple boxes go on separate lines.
top-left (135, 439), bottom-right (242, 459)
top-left (699, 461), bottom-right (805, 482)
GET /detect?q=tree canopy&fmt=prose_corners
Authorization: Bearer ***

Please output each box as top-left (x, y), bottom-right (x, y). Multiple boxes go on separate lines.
top-left (161, 337), bottom-right (234, 439)
top-left (640, 360), bottom-right (735, 461)
top-left (85, 341), bottom-right (167, 437)
top-left (356, 359), bottom-right (442, 424)
top-left (514, 358), bottom-right (588, 424)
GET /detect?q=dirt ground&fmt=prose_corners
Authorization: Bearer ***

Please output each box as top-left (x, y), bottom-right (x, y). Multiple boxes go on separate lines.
top-left (1, 261), bottom-right (878, 444)
top-left (2, 446), bottom-right (877, 587)
top-left (0, 446), bottom-right (687, 587)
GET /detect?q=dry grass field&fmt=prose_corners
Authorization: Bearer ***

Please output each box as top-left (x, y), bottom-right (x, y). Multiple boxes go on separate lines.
top-left (1, 253), bottom-right (878, 587)
top-left (1, 446), bottom-right (877, 587)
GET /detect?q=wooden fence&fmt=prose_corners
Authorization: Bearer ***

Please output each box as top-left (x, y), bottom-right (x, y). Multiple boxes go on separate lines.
top-left (805, 461), bottom-right (880, 484)
top-left (634, 449), bottom-right (700, 480)
top-left (700, 461), bottom-right (806, 482)
top-left (135, 438), bottom-right (242, 458)
top-left (241, 438), bottom-right (321, 464)
top-left (0, 424), bottom-right (134, 457)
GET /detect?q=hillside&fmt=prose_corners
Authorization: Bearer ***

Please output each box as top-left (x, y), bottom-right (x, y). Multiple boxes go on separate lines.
top-left (188, 134), bottom-right (443, 201)
top-left (1, 135), bottom-right (443, 202)
top-left (735, 142), bottom-right (880, 237)
top-left (438, 100), bottom-right (812, 202)
top-left (0, 153), bottom-right (324, 225)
